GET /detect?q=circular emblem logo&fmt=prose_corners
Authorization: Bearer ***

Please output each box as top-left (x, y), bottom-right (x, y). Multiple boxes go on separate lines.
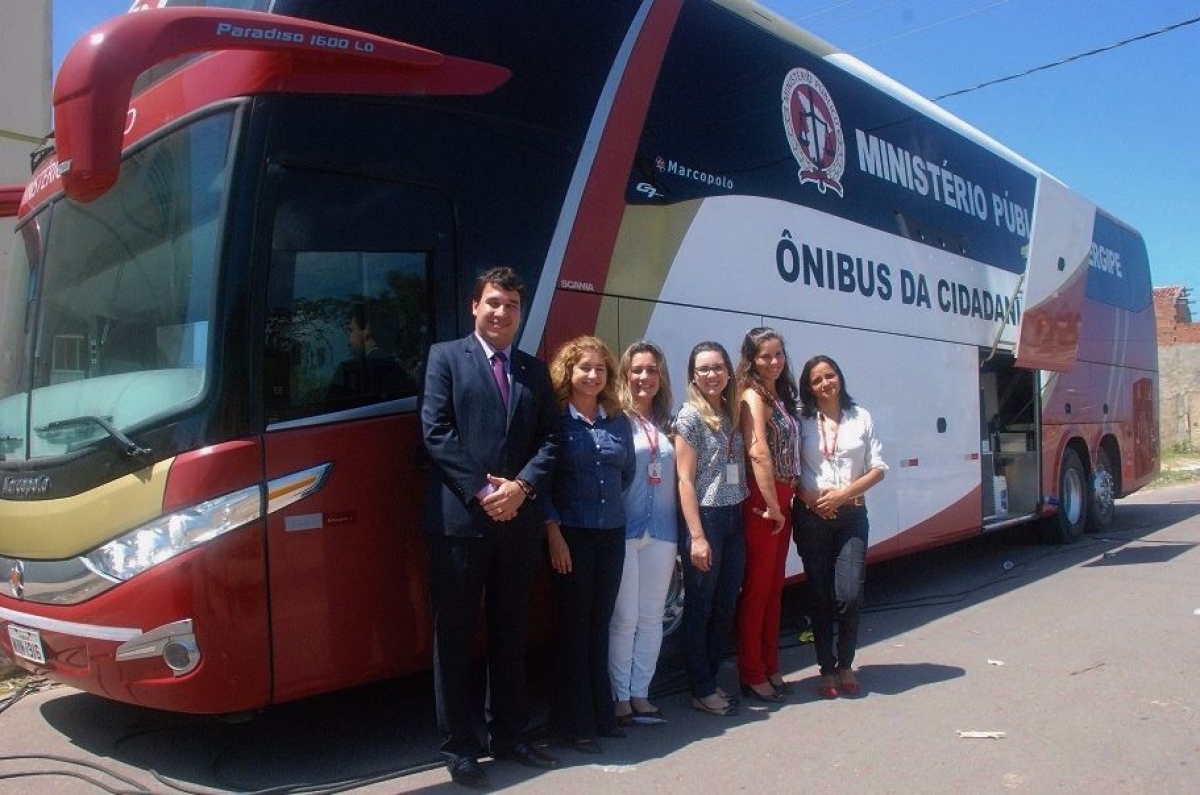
top-left (782, 68), bottom-right (845, 197)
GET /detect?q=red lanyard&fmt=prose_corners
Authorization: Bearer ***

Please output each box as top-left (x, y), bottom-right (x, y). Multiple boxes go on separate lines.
top-left (633, 412), bottom-right (659, 459)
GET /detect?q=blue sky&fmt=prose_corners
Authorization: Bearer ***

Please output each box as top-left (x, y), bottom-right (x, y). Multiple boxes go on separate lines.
top-left (54, 0), bottom-right (1199, 299)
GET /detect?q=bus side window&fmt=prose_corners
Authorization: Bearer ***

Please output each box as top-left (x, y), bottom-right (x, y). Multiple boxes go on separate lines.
top-left (264, 250), bottom-right (428, 424)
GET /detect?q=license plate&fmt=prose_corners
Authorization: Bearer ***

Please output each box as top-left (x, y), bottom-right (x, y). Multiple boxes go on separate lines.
top-left (7, 624), bottom-right (45, 665)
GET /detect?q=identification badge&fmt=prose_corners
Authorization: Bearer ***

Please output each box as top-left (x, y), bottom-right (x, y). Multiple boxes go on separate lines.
top-left (725, 462), bottom-right (741, 485)
top-left (647, 461), bottom-right (663, 484)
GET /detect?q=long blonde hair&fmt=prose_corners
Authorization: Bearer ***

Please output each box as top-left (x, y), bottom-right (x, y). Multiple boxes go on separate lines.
top-left (684, 341), bottom-right (738, 432)
top-left (548, 335), bottom-right (621, 416)
top-left (617, 340), bottom-right (674, 429)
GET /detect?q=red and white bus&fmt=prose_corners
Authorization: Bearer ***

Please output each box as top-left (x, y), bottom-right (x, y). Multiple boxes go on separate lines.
top-left (0, 0), bottom-right (1157, 714)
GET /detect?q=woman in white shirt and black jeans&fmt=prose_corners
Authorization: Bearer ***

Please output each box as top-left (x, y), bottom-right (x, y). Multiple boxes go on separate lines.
top-left (794, 354), bottom-right (887, 699)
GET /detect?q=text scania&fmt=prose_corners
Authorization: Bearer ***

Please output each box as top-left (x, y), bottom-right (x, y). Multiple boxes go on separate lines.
top-left (664, 160), bottom-right (734, 190)
top-left (776, 230), bottom-right (1020, 325)
top-left (214, 22), bottom-right (376, 53)
top-left (855, 130), bottom-right (1030, 239)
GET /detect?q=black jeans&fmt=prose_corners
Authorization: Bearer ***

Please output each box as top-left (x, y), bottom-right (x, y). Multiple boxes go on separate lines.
top-left (548, 526), bottom-right (625, 741)
top-left (793, 504), bottom-right (868, 676)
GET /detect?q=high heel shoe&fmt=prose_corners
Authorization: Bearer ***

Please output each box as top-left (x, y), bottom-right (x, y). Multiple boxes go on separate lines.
top-left (817, 674), bottom-right (840, 699)
top-left (740, 683), bottom-right (786, 703)
top-left (768, 676), bottom-right (794, 696)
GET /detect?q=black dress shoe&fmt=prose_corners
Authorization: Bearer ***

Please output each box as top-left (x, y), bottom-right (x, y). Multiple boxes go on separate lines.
top-left (446, 756), bottom-right (489, 788)
top-left (492, 741), bottom-right (560, 769)
top-left (598, 725), bottom-right (627, 738)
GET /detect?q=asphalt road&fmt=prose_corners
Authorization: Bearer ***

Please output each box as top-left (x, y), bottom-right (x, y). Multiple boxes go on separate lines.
top-left (2, 481), bottom-right (1198, 794)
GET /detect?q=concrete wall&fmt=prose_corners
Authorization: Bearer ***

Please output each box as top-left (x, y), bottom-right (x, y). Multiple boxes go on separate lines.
top-left (0, 1), bottom-right (52, 266)
top-left (1159, 345), bottom-right (1200, 450)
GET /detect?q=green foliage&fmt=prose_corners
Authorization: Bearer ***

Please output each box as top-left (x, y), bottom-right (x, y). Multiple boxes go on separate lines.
top-left (1169, 439), bottom-right (1195, 455)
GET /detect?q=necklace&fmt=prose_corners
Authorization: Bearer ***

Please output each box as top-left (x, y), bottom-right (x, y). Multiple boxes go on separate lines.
top-left (818, 410), bottom-right (841, 461)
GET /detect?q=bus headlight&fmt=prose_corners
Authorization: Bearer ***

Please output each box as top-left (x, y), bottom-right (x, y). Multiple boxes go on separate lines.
top-left (84, 485), bottom-right (263, 582)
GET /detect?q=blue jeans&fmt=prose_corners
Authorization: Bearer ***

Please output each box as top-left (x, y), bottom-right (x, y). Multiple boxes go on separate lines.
top-left (680, 504), bottom-right (746, 699)
top-left (793, 504), bottom-right (868, 675)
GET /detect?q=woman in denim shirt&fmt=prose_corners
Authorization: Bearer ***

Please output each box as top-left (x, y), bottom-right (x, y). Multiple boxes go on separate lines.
top-left (609, 341), bottom-right (677, 727)
top-left (675, 340), bottom-right (747, 717)
top-left (545, 336), bottom-right (636, 753)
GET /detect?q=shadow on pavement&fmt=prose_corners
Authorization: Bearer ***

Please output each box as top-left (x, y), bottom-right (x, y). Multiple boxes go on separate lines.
top-left (20, 493), bottom-right (1199, 792)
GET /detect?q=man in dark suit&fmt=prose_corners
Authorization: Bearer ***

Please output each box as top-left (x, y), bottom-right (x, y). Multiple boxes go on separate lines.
top-left (420, 266), bottom-right (560, 787)
top-left (326, 303), bottom-right (416, 410)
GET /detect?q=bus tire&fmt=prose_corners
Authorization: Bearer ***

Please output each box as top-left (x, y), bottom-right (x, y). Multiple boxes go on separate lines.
top-left (1041, 447), bottom-right (1087, 544)
top-left (657, 556), bottom-right (686, 667)
top-left (1087, 447), bottom-right (1117, 532)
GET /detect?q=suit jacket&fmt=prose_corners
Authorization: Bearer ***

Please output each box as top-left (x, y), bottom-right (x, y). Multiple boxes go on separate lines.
top-left (420, 334), bottom-right (558, 537)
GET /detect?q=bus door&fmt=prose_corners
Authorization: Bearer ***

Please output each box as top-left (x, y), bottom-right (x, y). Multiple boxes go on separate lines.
top-left (1014, 175), bottom-right (1096, 372)
top-left (260, 166), bottom-right (453, 703)
top-left (979, 351), bottom-right (1040, 526)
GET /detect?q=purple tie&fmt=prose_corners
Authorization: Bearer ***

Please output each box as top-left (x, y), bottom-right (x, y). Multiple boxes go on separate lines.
top-left (492, 350), bottom-right (510, 409)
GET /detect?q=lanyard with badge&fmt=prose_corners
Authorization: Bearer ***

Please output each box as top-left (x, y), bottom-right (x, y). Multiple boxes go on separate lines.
top-left (723, 417), bottom-right (740, 486)
top-left (634, 412), bottom-right (663, 485)
top-left (776, 398), bottom-right (799, 472)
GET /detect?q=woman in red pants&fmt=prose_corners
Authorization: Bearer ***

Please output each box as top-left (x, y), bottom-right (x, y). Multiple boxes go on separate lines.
top-left (735, 327), bottom-right (800, 702)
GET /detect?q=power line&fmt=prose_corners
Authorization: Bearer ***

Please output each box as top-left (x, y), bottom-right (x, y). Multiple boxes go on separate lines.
top-left (856, 0), bottom-right (1012, 51)
top-left (932, 15), bottom-right (1200, 101)
top-left (825, 0), bottom-right (906, 29)
top-left (800, 0), bottom-right (904, 28)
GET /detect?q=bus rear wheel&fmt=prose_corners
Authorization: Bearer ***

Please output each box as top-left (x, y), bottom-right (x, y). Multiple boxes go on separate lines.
top-left (1087, 447), bottom-right (1117, 532)
top-left (1041, 447), bottom-right (1087, 544)
top-left (653, 557), bottom-right (686, 677)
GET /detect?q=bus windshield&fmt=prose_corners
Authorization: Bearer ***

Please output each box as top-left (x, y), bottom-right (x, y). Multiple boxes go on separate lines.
top-left (0, 110), bottom-right (236, 460)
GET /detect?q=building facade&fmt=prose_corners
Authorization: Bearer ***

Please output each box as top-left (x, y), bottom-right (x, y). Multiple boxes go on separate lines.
top-left (1154, 286), bottom-right (1200, 450)
top-left (0, 0), bottom-right (52, 268)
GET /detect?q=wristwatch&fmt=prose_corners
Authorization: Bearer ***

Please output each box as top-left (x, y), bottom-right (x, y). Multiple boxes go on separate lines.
top-left (516, 478), bottom-right (536, 500)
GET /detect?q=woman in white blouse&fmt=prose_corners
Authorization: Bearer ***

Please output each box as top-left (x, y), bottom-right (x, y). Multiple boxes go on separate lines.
top-left (794, 354), bottom-right (886, 699)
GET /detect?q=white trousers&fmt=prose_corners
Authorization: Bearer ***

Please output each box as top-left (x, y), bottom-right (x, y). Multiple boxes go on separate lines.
top-left (608, 533), bottom-right (677, 701)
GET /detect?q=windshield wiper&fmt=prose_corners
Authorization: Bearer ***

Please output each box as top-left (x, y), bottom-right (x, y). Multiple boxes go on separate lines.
top-left (34, 415), bottom-right (152, 459)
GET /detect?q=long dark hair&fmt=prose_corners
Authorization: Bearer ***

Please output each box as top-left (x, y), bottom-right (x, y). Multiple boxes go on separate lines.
top-left (797, 354), bottom-right (855, 419)
top-left (735, 327), bottom-right (797, 414)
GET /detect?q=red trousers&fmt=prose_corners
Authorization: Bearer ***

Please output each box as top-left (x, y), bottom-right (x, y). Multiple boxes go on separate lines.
top-left (737, 478), bottom-right (794, 685)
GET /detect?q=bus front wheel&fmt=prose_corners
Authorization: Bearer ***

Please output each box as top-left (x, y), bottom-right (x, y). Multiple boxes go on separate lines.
top-left (1042, 447), bottom-right (1088, 544)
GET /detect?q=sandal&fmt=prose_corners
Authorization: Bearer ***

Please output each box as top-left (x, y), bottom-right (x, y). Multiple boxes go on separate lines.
top-left (631, 704), bottom-right (666, 724)
top-left (817, 674), bottom-right (840, 699)
top-left (691, 695), bottom-right (737, 716)
top-left (838, 668), bottom-right (860, 696)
